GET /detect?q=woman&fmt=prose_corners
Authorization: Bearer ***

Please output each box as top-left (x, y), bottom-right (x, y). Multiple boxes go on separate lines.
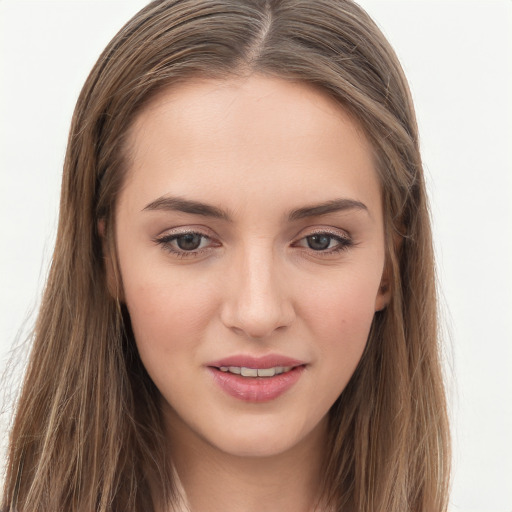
top-left (2, 1), bottom-right (451, 511)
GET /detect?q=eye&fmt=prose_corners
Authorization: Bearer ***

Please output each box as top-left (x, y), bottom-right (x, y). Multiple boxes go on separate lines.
top-left (294, 231), bottom-right (353, 254)
top-left (305, 234), bottom-right (336, 251)
top-left (173, 233), bottom-right (205, 251)
top-left (154, 231), bottom-right (216, 257)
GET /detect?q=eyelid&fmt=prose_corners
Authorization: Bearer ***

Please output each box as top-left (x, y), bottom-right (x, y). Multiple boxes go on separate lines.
top-left (154, 224), bottom-right (216, 238)
top-left (293, 226), bottom-right (352, 242)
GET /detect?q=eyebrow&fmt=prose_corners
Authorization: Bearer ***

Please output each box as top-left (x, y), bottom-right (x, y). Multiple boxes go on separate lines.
top-left (142, 195), bottom-right (368, 221)
top-left (288, 198), bottom-right (368, 221)
top-left (143, 196), bottom-right (231, 220)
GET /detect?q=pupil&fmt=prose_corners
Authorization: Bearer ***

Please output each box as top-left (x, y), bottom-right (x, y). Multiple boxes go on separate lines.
top-left (177, 234), bottom-right (202, 251)
top-left (307, 235), bottom-right (331, 251)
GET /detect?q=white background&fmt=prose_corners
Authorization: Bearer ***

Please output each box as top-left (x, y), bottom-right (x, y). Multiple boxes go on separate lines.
top-left (1, 1), bottom-right (511, 510)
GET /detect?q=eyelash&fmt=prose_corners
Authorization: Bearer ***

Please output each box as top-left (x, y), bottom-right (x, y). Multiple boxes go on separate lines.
top-left (154, 231), bottom-right (217, 259)
top-left (154, 230), bottom-right (354, 259)
top-left (292, 231), bottom-right (354, 255)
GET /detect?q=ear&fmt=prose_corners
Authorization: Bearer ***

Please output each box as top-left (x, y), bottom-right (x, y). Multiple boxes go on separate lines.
top-left (375, 222), bottom-right (404, 312)
top-left (374, 260), bottom-right (392, 312)
top-left (98, 219), bottom-right (124, 301)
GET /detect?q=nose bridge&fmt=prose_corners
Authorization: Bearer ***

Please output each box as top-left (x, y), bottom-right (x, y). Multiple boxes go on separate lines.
top-left (221, 239), bottom-right (294, 339)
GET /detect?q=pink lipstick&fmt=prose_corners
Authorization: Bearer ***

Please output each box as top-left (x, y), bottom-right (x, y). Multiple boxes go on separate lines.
top-left (206, 355), bottom-right (306, 402)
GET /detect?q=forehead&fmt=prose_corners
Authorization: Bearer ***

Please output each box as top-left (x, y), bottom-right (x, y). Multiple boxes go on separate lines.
top-left (121, 74), bottom-right (380, 219)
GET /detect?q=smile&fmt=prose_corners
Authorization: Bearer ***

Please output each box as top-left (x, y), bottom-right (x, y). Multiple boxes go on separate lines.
top-left (218, 366), bottom-right (294, 377)
top-left (207, 355), bottom-right (306, 402)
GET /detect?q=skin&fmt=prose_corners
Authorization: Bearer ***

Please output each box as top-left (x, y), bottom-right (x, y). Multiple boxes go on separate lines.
top-left (112, 74), bottom-right (390, 512)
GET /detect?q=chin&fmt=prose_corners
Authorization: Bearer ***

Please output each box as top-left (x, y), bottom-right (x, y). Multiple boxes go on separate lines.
top-left (197, 411), bottom-right (328, 460)
top-left (212, 432), bottom-right (297, 459)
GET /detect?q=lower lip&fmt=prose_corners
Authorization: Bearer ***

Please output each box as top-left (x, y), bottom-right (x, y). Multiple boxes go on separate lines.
top-left (208, 366), bottom-right (305, 402)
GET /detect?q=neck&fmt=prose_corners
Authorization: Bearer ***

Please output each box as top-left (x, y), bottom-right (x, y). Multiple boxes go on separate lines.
top-left (162, 410), bottom-right (328, 512)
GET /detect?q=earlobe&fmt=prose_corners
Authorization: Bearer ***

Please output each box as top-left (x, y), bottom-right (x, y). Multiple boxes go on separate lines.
top-left (98, 219), bottom-right (124, 301)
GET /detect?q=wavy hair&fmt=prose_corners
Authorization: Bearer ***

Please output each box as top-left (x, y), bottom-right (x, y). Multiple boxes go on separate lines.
top-left (2, 1), bottom-right (450, 510)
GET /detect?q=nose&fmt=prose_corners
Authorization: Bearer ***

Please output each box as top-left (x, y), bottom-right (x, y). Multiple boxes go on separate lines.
top-left (220, 244), bottom-right (295, 340)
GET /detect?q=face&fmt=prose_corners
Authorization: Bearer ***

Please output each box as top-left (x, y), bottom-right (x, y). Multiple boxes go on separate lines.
top-left (113, 75), bottom-right (389, 458)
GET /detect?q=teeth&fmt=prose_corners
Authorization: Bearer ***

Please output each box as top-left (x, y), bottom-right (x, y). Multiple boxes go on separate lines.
top-left (241, 367), bottom-right (258, 377)
top-left (257, 367), bottom-right (276, 377)
top-left (218, 366), bottom-right (294, 377)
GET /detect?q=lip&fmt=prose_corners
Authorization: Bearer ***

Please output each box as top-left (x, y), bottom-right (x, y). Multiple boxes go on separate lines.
top-left (207, 354), bottom-right (306, 369)
top-left (206, 354), bottom-right (306, 403)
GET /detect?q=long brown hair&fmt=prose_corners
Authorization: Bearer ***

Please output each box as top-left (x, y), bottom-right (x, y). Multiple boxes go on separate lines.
top-left (2, 1), bottom-right (450, 510)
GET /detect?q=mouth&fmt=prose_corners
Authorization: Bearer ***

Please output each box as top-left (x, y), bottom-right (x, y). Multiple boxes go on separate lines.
top-left (216, 365), bottom-right (295, 377)
top-left (206, 356), bottom-right (306, 402)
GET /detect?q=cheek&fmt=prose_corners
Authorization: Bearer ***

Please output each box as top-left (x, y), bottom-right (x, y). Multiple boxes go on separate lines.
top-left (121, 262), bottom-right (219, 357)
top-left (300, 267), bottom-right (379, 370)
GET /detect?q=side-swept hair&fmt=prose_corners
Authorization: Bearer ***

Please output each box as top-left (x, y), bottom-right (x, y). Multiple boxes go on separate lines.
top-left (2, 1), bottom-right (450, 510)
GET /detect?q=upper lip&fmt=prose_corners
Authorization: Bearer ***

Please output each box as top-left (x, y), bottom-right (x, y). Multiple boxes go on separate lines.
top-left (207, 354), bottom-right (306, 369)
